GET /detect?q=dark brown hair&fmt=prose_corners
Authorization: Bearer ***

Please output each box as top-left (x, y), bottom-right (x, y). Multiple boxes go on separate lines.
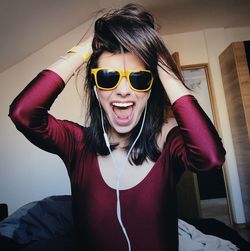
top-left (83, 4), bottom-right (184, 165)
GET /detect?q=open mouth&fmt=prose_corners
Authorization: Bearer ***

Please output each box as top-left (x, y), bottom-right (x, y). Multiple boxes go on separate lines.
top-left (111, 102), bottom-right (134, 123)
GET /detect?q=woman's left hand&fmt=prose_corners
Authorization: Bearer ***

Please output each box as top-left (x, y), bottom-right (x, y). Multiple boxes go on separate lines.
top-left (157, 61), bottom-right (190, 104)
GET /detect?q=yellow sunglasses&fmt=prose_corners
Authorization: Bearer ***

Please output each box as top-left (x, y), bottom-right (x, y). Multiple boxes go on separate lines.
top-left (91, 68), bottom-right (154, 92)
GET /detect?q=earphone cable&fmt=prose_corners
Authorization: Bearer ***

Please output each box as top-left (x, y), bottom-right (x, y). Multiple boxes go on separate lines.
top-left (97, 89), bottom-right (148, 251)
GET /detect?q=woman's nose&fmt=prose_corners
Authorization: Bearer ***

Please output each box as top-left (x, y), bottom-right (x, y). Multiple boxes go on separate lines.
top-left (115, 76), bottom-right (132, 96)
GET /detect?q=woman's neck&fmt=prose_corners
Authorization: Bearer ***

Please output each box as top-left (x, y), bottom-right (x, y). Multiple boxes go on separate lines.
top-left (109, 128), bottom-right (130, 148)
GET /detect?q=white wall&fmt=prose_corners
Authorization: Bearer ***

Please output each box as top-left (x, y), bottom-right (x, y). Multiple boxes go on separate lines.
top-left (1, 22), bottom-right (250, 224)
top-left (0, 21), bottom-right (91, 214)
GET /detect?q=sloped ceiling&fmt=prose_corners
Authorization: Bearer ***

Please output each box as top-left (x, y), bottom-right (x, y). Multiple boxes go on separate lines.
top-left (1, 0), bottom-right (250, 73)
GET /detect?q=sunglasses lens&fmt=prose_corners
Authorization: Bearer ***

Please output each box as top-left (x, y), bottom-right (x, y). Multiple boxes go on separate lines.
top-left (96, 70), bottom-right (120, 89)
top-left (129, 71), bottom-right (152, 91)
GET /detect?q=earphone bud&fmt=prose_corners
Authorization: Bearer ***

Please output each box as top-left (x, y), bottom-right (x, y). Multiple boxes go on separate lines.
top-left (94, 86), bottom-right (99, 100)
top-left (94, 85), bottom-right (110, 148)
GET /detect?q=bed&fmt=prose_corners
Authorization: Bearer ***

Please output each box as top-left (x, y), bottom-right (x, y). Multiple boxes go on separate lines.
top-left (0, 195), bottom-right (249, 251)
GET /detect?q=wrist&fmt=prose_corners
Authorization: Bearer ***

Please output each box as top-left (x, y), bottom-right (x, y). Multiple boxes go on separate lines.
top-left (67, 45), bottom-right (90, 62)
top-left (47, 52), bottom-right (84, 84)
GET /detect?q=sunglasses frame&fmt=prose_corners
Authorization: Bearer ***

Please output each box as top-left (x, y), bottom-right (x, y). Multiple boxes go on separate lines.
top-left (91, 68), bottom-right (154, 92)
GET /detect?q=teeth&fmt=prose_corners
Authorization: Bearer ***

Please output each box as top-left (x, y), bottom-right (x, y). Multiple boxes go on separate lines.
top-left (112, 102), bottom-right (133, 108)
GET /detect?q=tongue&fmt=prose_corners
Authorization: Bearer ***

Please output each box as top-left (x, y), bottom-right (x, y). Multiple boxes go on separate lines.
top-left (113, 106), bottom-right (133, 119)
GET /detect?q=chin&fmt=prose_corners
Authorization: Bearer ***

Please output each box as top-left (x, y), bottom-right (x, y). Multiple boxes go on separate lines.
top-left (111, 123), bottom-right (134, 135)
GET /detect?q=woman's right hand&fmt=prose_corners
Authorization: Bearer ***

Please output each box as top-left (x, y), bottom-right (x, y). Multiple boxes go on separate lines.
top-left (76, 36), bottom-right (93, 62)
top-left (47, 36), bottom-right (93, 83)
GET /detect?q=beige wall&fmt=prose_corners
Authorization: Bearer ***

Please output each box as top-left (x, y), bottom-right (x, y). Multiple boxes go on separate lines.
top-left (163, 27), bottom-right (250, 224)
top-left (0, 21), bottom-right (90, 214)
top-left (204, 28), bottom-right (250, 224)
top-left (1, 23), bottom-right (250, 224)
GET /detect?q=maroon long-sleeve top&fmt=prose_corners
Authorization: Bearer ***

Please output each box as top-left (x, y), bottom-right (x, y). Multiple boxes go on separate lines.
top-left (9, 70), bottom-right (226, 251)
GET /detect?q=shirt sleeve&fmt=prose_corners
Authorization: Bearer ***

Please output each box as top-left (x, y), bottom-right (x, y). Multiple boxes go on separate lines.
top-left (170, 95), bottom-right (226, 172)
top-left (8, 70), bottom-right (84, 166)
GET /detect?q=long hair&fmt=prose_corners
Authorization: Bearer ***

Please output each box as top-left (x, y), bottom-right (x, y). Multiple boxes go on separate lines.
top-left (83, 4), bottom-right (184, 165)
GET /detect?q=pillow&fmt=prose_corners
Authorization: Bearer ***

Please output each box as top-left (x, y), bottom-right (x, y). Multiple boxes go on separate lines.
top-left (0, 195), bottom-right (73, 244)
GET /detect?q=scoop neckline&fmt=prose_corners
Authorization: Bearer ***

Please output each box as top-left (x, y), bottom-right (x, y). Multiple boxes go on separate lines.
top-left (95, 126), bottom-right (178, 192)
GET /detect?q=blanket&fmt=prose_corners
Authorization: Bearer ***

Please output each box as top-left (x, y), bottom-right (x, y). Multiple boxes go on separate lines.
top-left (0, 196), bottom-right (241, 250)
top-left (178, 219), bottom-right (239, 251)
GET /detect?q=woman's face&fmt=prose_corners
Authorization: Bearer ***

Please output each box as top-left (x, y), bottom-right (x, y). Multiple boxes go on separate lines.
top-left (95, 52), bottom-right (150, 138)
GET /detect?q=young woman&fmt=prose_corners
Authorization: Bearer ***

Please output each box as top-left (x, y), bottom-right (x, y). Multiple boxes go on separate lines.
top-left (9, 4), bottom-right (226, 251)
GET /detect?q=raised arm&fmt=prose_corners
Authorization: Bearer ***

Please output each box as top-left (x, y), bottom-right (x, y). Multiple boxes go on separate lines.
top-left (158, 64), bottom-right (226, 171)
top-left (47, 37), bottom-right (92, 83)
top-left (8, 39), bottom-right (92, 160)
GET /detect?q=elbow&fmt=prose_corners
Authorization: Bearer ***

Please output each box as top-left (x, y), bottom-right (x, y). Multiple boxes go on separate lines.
top-left (202, 146), bottom-right (226, 170)
top-left (189, 146), bottom-right (226, 172)
top-left (208, 153), bottom-right (226, 169)
top-left (212, 144), bottom-right (226, 168)
top-left (9, 104), bottom-right (31, 129)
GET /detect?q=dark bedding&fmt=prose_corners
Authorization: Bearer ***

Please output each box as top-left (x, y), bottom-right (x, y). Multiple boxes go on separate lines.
top-left (0, 196), bottom-right (73, 251)
top-left (0, 196), bottom-right (249, 251)
top-left (184, 218), bottom-right (250, 251)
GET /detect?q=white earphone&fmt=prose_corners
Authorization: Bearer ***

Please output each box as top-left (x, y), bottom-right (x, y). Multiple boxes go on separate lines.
top-left (94, 86), bottom-right (99, 100)
top-left (94, 86), bottom-right (110, 148)
top-left (94, 83), bottom-right (150, 251)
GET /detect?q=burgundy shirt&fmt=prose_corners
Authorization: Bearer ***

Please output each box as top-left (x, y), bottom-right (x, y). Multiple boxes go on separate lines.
top-left (9, 70), bottom-right (226, 251)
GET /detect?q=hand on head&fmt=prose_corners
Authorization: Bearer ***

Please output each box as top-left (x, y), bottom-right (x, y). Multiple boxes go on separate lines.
top-left (69, 36), bottom-right (93, 62)
top-left (157, 59), bottom-right (182, 86)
